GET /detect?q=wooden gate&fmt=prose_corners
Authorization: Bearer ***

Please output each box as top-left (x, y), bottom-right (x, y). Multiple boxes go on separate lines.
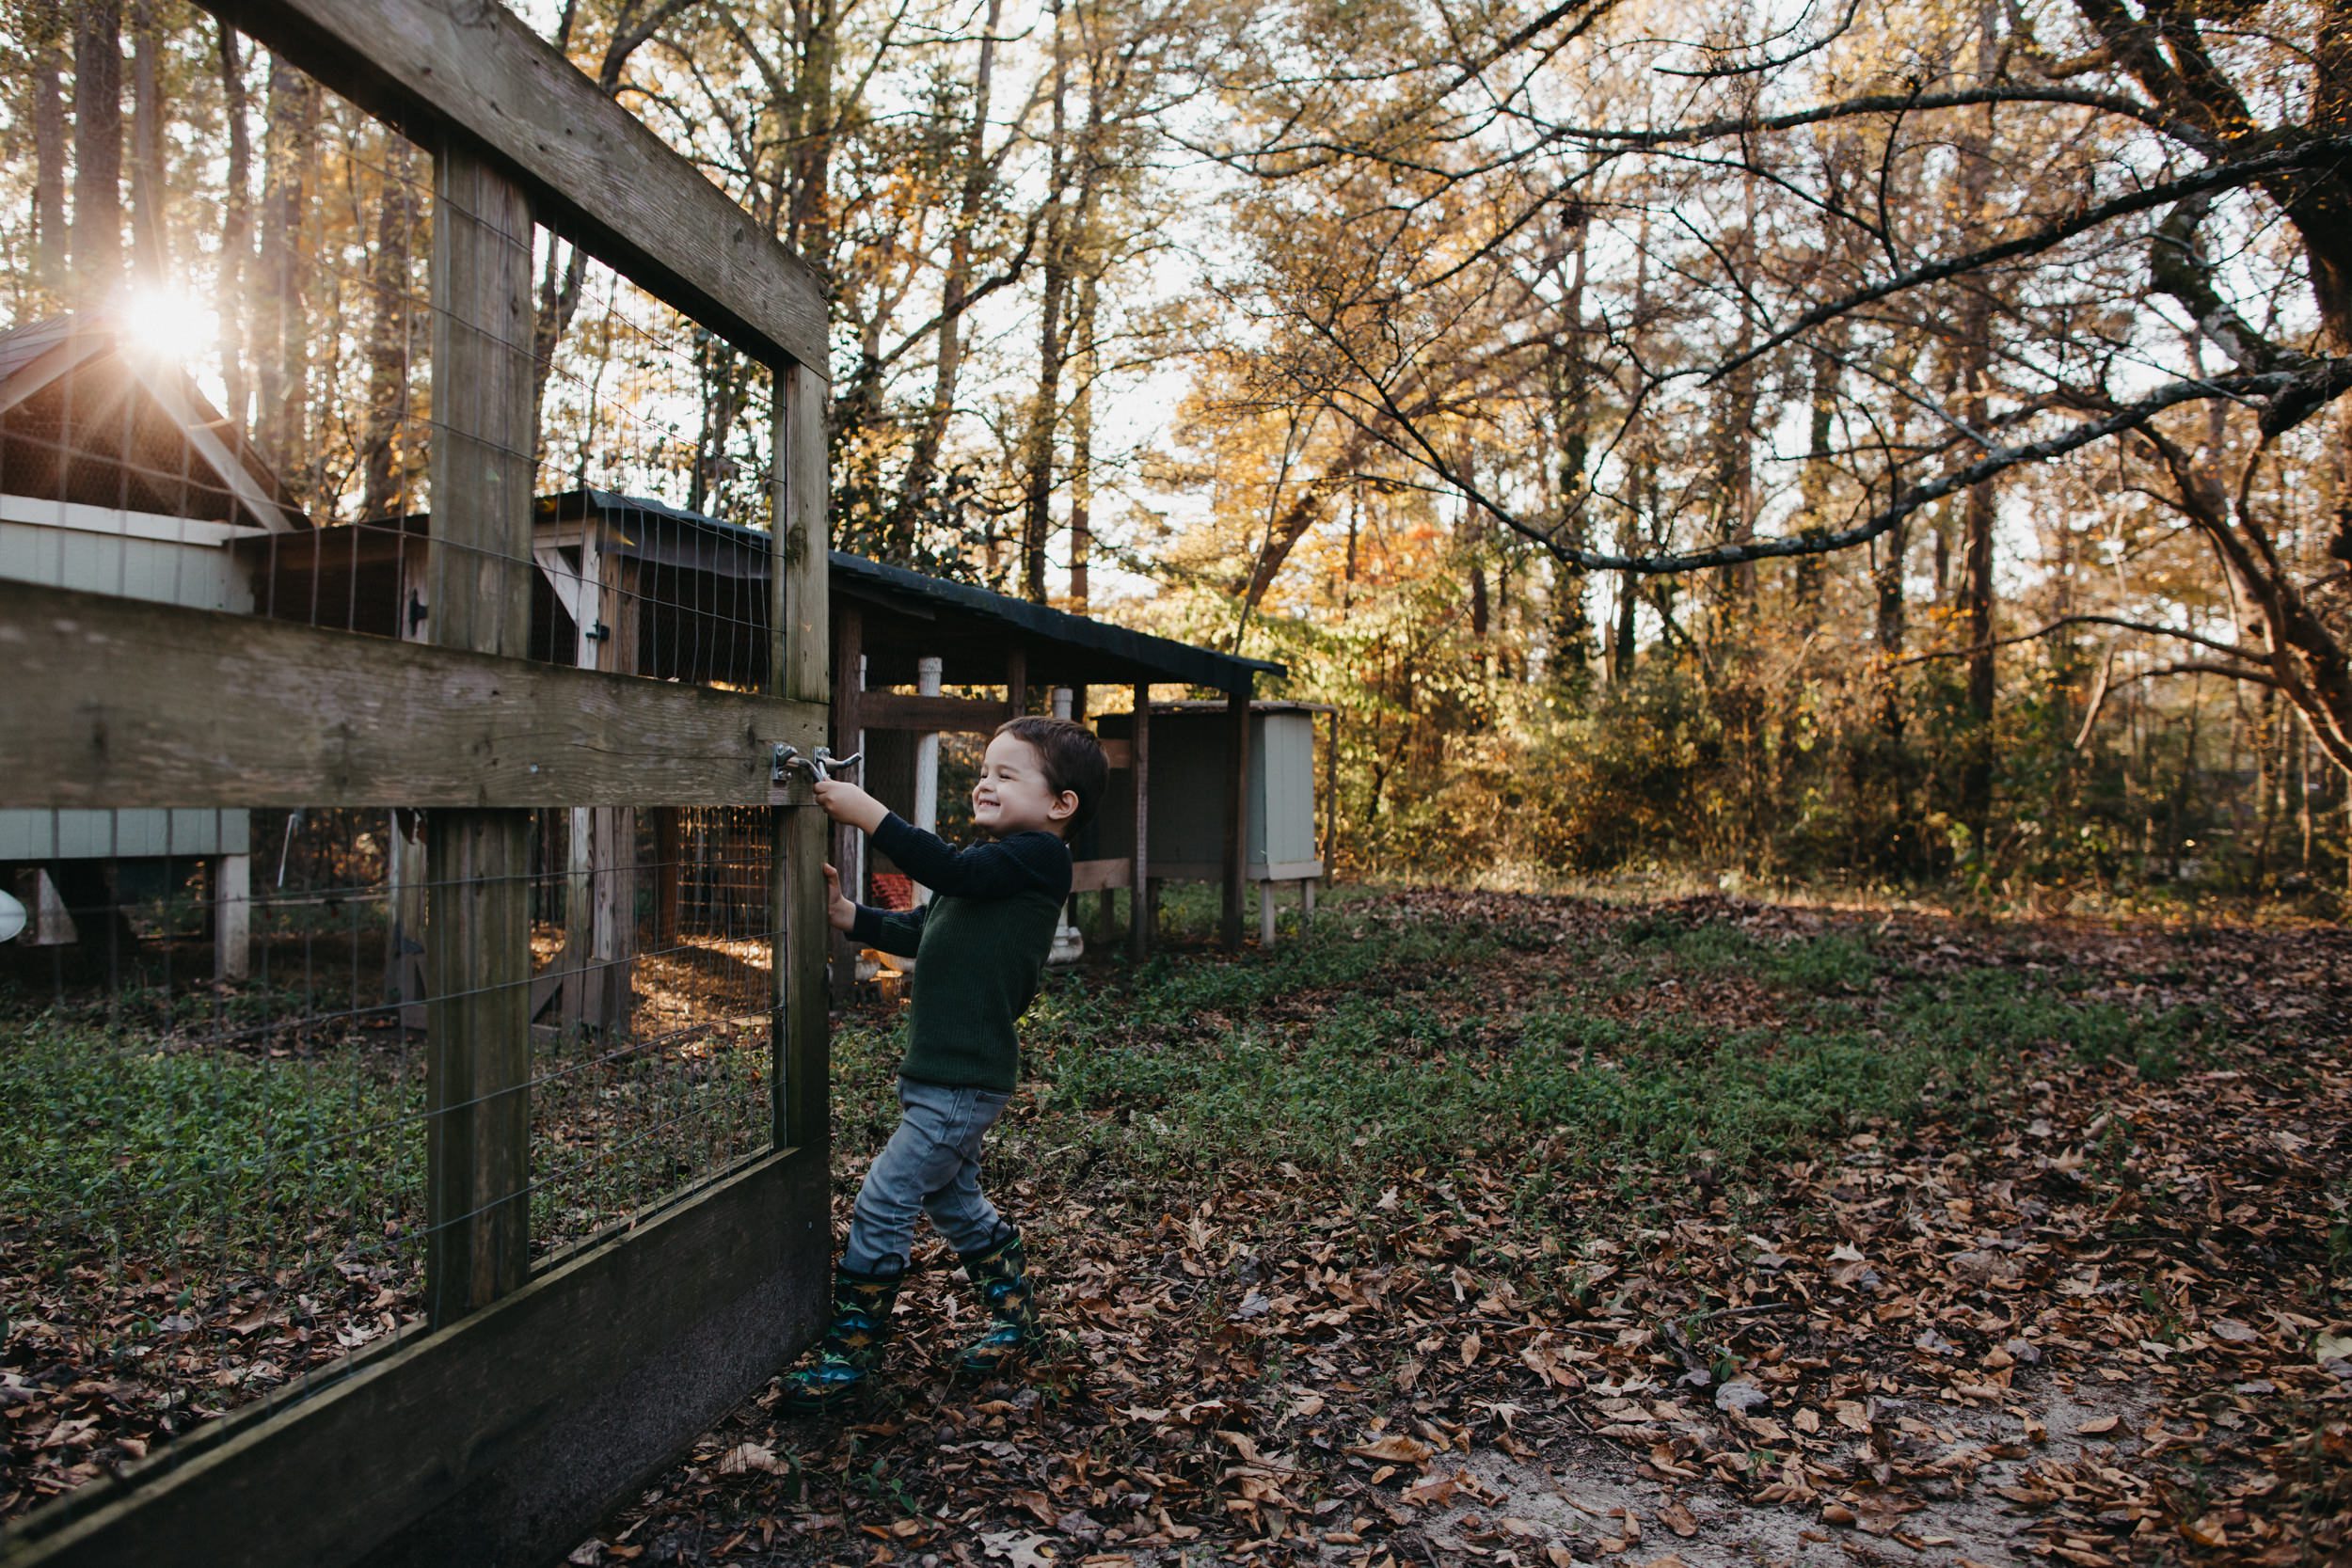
top-left (0, 2), bottom-right (834, 1562)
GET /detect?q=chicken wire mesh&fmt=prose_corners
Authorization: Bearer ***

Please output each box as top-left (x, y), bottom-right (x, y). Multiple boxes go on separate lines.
top-left (1, 35), bottom-right (797, 1518)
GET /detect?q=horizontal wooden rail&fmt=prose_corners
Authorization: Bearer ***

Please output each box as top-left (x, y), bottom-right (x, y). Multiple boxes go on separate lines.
top-left (202, 0), bottom-right (827, 374)
top-left (859, 691), bottom-right (1013, 733)
top-left (0, 581), bottom-right (824, 808)
top-left (0, 1148), bottom-right (830, 1568)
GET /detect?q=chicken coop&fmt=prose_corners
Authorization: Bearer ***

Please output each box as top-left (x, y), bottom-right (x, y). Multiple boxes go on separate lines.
top-left (1092, 700), bottom-right (1334, 946)
top-left (0, 314), bottom-right (308, 977)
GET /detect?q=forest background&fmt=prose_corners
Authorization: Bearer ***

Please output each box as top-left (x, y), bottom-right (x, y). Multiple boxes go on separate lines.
top-left (6, 0), bottom-right (2352, 908)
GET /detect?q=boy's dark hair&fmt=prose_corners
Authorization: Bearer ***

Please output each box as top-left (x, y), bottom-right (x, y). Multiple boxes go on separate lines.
top-left (995, 715), bottom-right (1109, 835)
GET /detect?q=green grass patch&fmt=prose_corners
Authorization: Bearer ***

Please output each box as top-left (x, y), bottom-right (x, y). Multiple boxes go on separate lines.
top-left (0, 1017), bottom-right (421, 1268)
top-left (991, 901), bottom-right (2202, 1237)
top-left (1888, 968), bottom-right (2198, 1082)
top-left (1621, 914), bottom-right (1883, 994)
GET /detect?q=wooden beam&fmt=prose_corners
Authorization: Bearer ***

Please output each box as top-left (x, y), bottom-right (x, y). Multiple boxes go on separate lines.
top-left (859, 691), bottom-right (1012, 734)
top-left (2, 1147), bottom-right (829, 1568)
top-left (1097, 738), bottom-right (1132, 770)
top-left (0, 581), bottom-right (825, 809)
top-left (1221, 679), bottom-right (1251, 950)
top-left (126, 356), bottom-right (302, 532)
top-left (0, 327), bottom-right (89, 417)
top-left (1129, 686), bottom-right (1150, 963)
top-left (425, 144), bottom-right (537, 1329)
top-left (199, 0), bottom-right (828, 375)
top-left (774, 358), bottom-right (830, 1154)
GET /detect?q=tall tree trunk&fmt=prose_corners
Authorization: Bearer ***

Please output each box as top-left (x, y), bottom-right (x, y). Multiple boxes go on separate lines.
top-left (1956, 8), bottom-right (2002, 857)
top-left (1066, 268), bottom-right (1099, 613)
top-left (532, 7), bottom-right (677, 422)
top-left (1017, 0), bottom-right (1078, 602)
top-left (31, 2), bottom-right (69, 291)
top-left (1714, 170), bottom-right (1763, 614)
top-left (360, 137), bottom-right (421, 518)
top-left (1549, 212), bottom-right (1593, 676)
top-left (71, 0), bottom-right (124, 299)
top-left (899, 0), bottom-right (1008, 523)
top-left (1872, 518), bottom-right (1910, 721)
top-left (1608, 213), bottom-right (1655, 686)
top-left (127, 0), bottom-right (165, 283)
top-left (1793, 338), bottom-right (1841, 633)
top-left (216, 22), bottom-right (254, 429)
top-left (1465, 437), bottom-right (1493, 688)
top-left (788, 0), bottom-right (838, 266)
top-left (255, 55), bottom-right (316, 475)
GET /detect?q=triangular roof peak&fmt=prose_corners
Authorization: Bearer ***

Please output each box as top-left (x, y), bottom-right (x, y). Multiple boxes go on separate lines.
top-left (0, 313), bottom-right (308, 533)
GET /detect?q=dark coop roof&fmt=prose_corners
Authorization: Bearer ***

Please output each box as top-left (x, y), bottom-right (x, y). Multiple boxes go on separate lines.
top-left (554, 488), bottom-right (1282, 693)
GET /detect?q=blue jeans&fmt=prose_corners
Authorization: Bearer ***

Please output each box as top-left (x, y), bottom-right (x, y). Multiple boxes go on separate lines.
top-left (841, 1077), bottom-right (1013, 1275)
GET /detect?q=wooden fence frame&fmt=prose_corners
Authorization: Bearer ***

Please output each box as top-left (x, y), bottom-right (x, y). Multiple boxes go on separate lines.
top-left (0, 2), bottom-right (834, 1563)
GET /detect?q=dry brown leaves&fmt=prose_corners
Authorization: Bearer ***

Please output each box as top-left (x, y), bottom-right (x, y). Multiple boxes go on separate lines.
top-left (578, 892), bottom-right (2349, 1566)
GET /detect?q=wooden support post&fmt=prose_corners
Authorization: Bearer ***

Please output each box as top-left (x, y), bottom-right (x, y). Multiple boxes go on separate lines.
top-left (775, 358), bottom-right (830, 1154)
top-left (1129, 685), bottom-right (1151, 962)
top-left (1006, 646), bottom-right (1027, 718)
top-left (213, 852), bottom-right (250, 982)
top-left (1220, 678), bottom-right (1252, 950)
top-left (387, 543), bottom-right (432, 1006)
top-left (571, 546), bottom-right (640, 1030)
top-left (652, 808), bottom-right (681, 950)
top-left (1259, 880), bottom-right (1276, 950)
top-left (830, 603), bottom-right (864, 994)
top-left (1324, 707), bottom-right (1340, 879)
top-left (424, 143), bottom-right (535, 1328)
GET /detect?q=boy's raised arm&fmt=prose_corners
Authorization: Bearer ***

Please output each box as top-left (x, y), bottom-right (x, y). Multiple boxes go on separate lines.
top-left (871, 814), bottom-right (1065, 899)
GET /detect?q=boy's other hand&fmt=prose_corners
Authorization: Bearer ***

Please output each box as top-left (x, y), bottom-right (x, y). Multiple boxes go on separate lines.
top-left (812, 778), bottom-right (889, 832)
top-left (821, 863), bottom-right (857, 931)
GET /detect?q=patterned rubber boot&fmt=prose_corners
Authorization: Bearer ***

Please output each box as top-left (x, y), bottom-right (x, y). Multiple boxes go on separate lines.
top-left (954, 1227), bottom-right (1039, 1379)
top-left (779, 1261), bottom-right (903, 1412)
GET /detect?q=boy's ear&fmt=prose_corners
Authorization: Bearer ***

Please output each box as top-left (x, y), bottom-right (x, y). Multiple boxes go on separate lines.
top-left (1047, 789), bottom-right (1079, 823)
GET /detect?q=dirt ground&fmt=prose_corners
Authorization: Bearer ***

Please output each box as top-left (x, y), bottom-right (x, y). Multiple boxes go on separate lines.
top-left (565, 891), bottom-right (2352, 1568)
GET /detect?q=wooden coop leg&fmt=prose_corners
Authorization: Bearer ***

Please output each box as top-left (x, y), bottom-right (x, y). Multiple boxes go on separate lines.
top-left (1129, 684), bottom-right (1151, 960)
top-left (1259, 880), bottom-right (1276, 949)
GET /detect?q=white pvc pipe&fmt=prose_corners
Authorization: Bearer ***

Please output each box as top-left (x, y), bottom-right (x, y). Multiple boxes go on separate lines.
top-left (914, 656), bottom-right (943, 903)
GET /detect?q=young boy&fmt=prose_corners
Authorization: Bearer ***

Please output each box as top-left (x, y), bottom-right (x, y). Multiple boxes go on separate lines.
top-left (782, 714), bottom-right (1108, 1410)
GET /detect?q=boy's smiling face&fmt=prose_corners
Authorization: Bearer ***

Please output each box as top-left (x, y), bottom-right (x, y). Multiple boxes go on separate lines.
top-left (972, 732), bottom-right (1077, 838)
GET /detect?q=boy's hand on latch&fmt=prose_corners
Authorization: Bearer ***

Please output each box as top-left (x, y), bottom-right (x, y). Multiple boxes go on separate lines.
top-left (813, 779), bottom-right (888, 832)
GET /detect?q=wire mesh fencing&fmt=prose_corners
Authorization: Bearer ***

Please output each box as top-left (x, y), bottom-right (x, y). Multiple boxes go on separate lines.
top-left (1, 29), bottom-right (800, 1521)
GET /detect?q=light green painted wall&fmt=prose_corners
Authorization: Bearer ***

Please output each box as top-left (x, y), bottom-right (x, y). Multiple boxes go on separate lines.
top-left (1, 517), bottom-right (258, 862)
top-left (0, 520), bottom-right (255, 612)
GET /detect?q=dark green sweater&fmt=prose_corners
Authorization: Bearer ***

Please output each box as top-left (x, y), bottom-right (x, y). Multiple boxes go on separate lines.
top-left (849, 814), bottom-right (1073, 1091)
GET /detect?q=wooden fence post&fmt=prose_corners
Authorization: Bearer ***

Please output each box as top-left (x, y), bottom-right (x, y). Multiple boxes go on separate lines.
top-left (1221, 677), bottom-right (1252, 949)
top-left (424, 142), bottom-right (535, 1328)
top-left (1129, 685), bottom-right (1151, 961)
top-left (775, 359), bottom-right (830, 1155)
top-left (829, 603), bottom-right (864, 995)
